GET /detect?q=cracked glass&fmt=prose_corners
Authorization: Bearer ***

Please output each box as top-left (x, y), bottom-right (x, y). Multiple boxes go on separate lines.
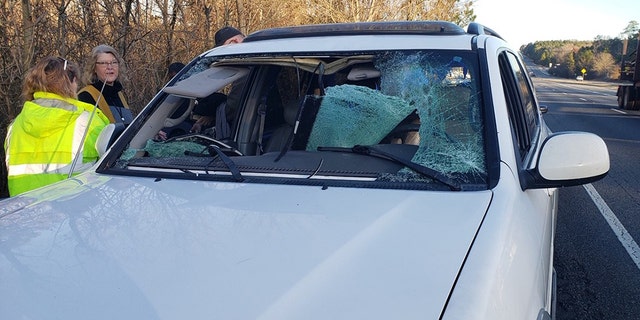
top-left (117, 50), bottom-right (487, 189)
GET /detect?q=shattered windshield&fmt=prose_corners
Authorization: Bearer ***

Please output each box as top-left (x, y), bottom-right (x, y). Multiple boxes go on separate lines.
top-left (113, 50), bottom-right (487, 190)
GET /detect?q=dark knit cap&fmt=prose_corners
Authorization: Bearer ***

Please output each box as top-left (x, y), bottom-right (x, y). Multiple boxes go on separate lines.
top-left (215, 27), bottom-right (243, 47)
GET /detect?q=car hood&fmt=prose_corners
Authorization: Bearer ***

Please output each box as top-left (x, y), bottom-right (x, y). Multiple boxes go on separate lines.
top-left (0, 174), bottom-right (491, 320)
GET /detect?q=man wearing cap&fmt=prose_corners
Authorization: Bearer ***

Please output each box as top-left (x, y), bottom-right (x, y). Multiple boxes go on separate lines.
top-left (214, 27), bottom-right (245, 47)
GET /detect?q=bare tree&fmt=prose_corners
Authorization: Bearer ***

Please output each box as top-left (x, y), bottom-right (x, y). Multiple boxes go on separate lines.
top-left (20, 0), bottom-right (35, 70)
top-left (592, 52), bottom-right (618, 79)
top-left (299, 0), bottom-right (474, 25)
top-left (52, 0), bottom-right (71, 56)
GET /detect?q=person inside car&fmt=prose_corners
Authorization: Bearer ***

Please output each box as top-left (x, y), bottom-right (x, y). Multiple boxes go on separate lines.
top-left (189, 92), bottom-right (229, 136)
top-left (190, 26), bottom-right (247, 136)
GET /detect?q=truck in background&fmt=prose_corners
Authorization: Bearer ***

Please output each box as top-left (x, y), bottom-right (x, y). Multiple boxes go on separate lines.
top-left (617, 34), bottom-right (640, 110)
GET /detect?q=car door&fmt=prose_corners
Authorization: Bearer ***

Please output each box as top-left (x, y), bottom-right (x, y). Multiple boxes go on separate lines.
top-left (498, 49), bottom-right (557, 319)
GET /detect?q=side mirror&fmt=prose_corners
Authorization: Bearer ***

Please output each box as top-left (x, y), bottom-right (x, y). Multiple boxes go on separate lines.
top-left (525, 132), bottom-right (610, 189)
top-left (539, 105), bottom-right (548, 114)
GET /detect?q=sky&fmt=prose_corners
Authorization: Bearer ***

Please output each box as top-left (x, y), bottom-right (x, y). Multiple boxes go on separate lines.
top-left (473, 0), bottom-right (640, 48)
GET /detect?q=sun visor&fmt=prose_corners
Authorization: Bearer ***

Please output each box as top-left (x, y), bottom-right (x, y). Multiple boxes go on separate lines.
top-left (163, 66), bottom-right (249, 98)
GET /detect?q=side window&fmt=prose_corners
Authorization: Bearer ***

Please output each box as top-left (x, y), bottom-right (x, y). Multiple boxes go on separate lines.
top-left (499, 51), bottom-right (540, 163)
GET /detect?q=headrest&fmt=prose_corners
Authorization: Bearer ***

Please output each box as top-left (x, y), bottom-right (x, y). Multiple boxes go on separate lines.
top-left (282, 100), bottom-right (299, 126)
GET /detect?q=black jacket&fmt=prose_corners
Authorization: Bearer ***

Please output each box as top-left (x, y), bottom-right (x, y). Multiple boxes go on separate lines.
top-left (78, 81), bottom-right (127, 108)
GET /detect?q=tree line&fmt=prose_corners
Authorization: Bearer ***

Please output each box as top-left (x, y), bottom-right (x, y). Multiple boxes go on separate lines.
top-left (0, 0), bottom-right (476, 198)
top-left (521, 21), bottom-right (639, 80)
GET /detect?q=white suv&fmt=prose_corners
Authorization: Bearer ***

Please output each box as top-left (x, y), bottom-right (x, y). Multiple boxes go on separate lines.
top-left (1, 21), bottom-right (609, 320)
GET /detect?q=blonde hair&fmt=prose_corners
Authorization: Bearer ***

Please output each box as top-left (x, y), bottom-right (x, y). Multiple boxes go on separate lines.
top-left (82, 44), bottom-right (128, 85)
top-left (22, 56), bottom-right (79, 101)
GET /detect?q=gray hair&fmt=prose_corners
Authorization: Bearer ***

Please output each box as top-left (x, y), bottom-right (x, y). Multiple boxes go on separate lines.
top-left (81, 44), bottom-right (128, 85)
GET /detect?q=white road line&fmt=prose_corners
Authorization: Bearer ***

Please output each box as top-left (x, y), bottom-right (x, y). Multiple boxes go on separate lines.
top-left (583, 183), bottom-right (640, 270)
top-left (611, 108), bottom-right (627, 114)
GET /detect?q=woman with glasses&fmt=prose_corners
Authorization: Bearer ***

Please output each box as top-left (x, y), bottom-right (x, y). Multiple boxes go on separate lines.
top-left (78, 44), bottom-right (133, 125)
top-left (4, 56), bottom-right (111, 196)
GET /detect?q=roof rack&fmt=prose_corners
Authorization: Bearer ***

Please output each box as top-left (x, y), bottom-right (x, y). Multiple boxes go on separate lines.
top-left (466, 22), bottom-right (504, 40)
top-left (244, 21), bottom-right (466, 43)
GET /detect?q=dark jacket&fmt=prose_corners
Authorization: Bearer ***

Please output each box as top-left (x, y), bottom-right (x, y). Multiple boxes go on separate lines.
top-left (78, 81), bottom-right (131, 124)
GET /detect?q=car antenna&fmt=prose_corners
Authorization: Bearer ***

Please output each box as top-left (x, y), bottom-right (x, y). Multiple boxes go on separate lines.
top-left (68, 80), bottom-right (108, 178)
top-left (275, 62), bottom-right (324, 162)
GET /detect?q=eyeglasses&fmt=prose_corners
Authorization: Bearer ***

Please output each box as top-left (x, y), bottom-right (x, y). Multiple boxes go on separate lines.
top-left (96, 61), bottom-right (119, 67)
top-left (57, 57), bottom-right (68, 71)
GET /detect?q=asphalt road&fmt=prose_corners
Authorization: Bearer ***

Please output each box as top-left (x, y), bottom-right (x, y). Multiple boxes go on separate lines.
top-left (529, 68), bottom-right (640, 319)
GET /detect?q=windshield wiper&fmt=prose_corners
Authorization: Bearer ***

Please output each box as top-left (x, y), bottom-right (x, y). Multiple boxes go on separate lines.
top-left (317, 145), bottom-right (461, 191)
top-left (207, 144), bottom-right (243, 181)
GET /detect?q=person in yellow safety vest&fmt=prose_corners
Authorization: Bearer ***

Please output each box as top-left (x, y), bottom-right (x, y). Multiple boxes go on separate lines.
top-left (4, 56), bottom-right (111, 196)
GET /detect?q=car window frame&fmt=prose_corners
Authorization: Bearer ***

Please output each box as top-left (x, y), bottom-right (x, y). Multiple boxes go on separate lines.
top-left (498, 50), bottom-right (541, 166)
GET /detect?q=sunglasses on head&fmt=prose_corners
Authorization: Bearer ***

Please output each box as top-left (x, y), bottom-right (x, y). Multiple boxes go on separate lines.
top-left (55, 57), bottom-right (76, 82)
top-left (57, 57), bottom-right (68, 71)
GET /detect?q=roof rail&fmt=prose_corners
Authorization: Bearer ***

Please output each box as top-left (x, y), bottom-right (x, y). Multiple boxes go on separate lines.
top-left (467, 22), bottom-right (504, 40)
top-left (244, 21), bottom-right (466, 43)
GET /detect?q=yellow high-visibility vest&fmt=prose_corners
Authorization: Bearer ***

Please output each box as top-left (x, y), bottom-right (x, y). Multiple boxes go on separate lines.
top-left (4, 92), bottom-right (109, 196)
